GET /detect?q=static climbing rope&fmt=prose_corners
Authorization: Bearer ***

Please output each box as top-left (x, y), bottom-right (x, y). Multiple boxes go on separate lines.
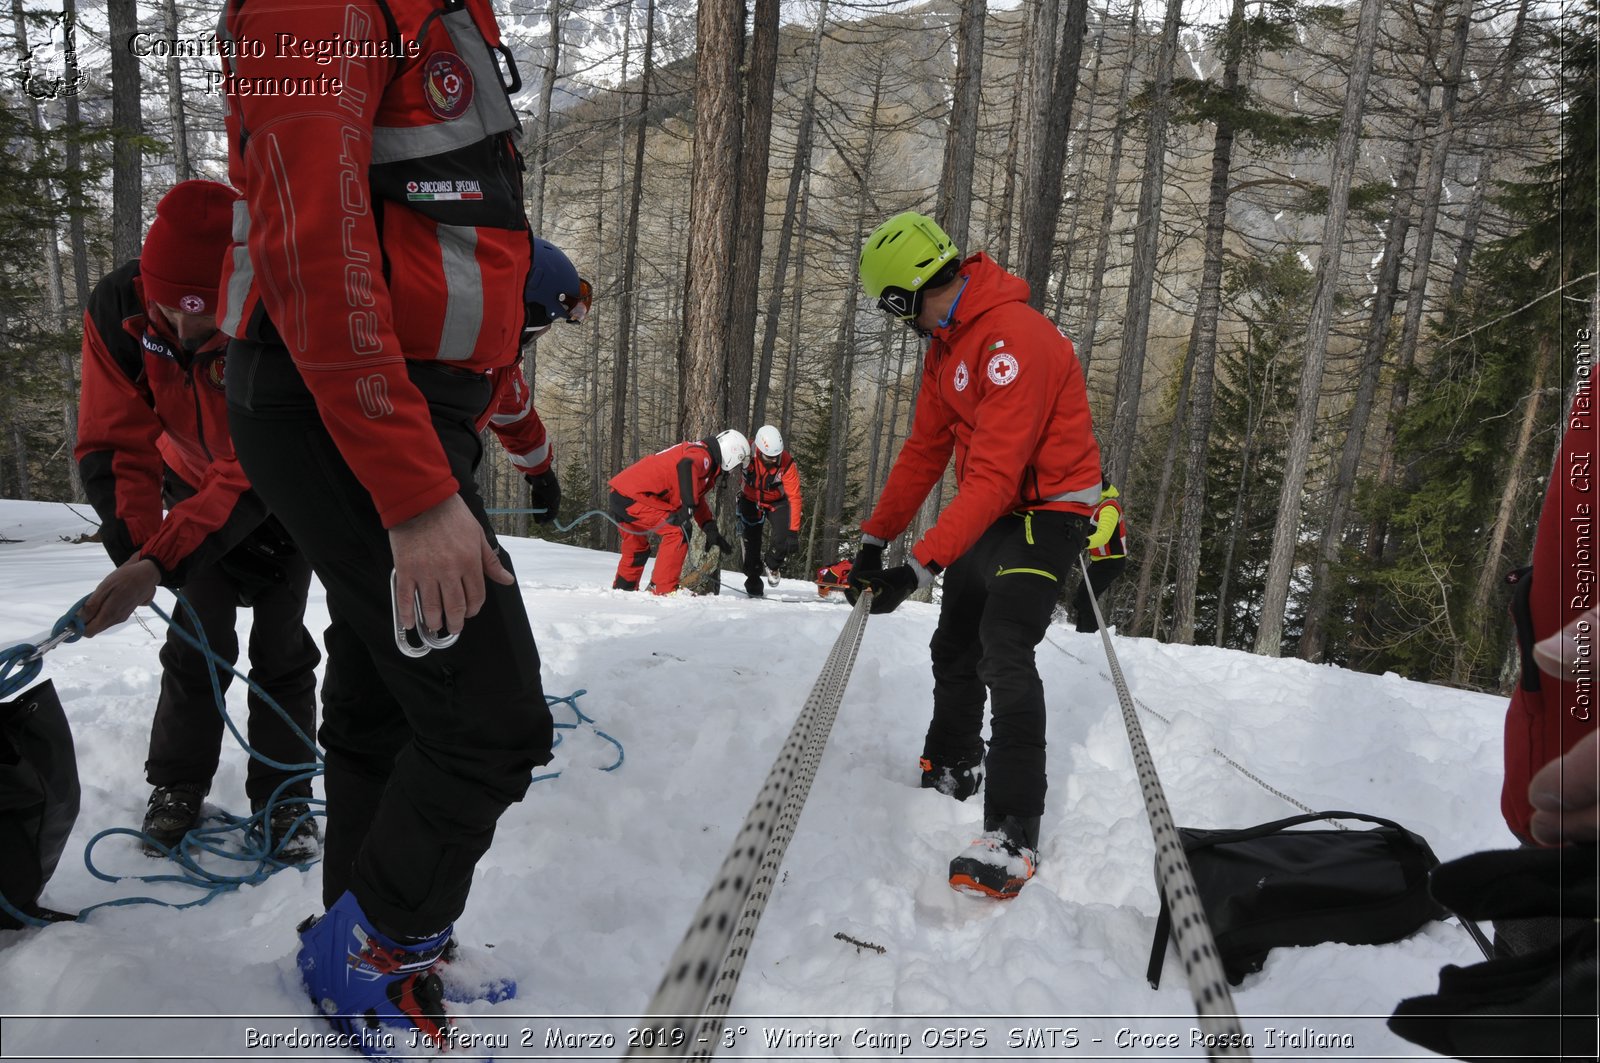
top-left (629, 592), bottom-right (873, 1058)
top-left (1078, 555), bottom-right (1252, 1060)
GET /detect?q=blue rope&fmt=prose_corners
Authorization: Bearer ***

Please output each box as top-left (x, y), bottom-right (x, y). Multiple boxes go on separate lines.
top-left (531, 688), bottom-right (625, 783)
top-left (0, 596), bottom-right (88, 700)
top-left (4, 590), bottom-right (622, 926)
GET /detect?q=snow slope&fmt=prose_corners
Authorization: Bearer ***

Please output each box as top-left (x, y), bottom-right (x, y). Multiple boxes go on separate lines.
top-left (0, 499), bottom-right (1511, 1060)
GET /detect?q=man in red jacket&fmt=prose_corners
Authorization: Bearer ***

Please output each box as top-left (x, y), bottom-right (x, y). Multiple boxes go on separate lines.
top-left (608, 432), bottom-right (747, 593)
top-left (217, 0), bottom-right (557, 1047)
top-left (738, 425), bottom-right (804, 597)
top-left (74, 179), bottom-right (320, 862)
top-left (850, 211), bottom-right (1102, 900)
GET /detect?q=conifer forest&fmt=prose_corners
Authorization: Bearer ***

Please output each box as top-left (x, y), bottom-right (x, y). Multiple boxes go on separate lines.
top-left (0, 0), bottom-right (1594, 692)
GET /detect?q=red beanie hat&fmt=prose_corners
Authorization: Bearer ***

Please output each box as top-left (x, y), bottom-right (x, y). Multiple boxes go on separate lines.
top-left (140, 179), bottom-right (241, 316)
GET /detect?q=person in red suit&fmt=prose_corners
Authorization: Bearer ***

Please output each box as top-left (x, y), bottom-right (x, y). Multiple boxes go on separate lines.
top-left (74, 179), bottom-right (320, 862)
top-left (607, 432), bottom-right (749, 593)
top-left (850, 211), bottom-right (1102, 900)
top-left (738, 425), bottom-right (804, 597)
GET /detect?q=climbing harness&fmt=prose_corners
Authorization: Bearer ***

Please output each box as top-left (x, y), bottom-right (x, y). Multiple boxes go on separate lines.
top-left (630, 592), bottom-right (873, 1058)
top-left (1076, 555), bottom-right (1251, 1059)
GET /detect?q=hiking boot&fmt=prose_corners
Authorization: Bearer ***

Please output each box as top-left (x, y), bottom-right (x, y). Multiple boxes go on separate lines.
top-left (298, 890), bottom-right (455, 1056)
top-left (949, 815), bottom-right (1041, 899)
top-left (141, 783), bottom-right (206, 854)
top-left (256, 799), bottom-right (322, 864)
top-left (920, 756), bottom-right (984, 802)
top-left (744, 575), bottom-right (764, 597)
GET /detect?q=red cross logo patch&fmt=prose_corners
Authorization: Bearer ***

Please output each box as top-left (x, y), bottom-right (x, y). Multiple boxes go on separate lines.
top-left (986, 352), bottom-right (1019, 386)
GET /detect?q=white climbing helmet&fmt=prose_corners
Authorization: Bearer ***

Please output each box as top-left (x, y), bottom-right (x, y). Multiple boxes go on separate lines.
top-left (753, 424), bottom-right (784, 460)
top-left (714, 429), bottom-right (751, 471)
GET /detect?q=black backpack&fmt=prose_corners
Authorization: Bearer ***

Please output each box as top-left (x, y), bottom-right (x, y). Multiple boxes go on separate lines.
top-left (1148, 810), bottom-right (1448, 987)
top-left (1, 680), bottom-right (81, 928)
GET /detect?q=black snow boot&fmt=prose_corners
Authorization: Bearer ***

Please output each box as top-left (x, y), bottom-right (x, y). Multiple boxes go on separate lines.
top-left (141, 783), bottom-right (206, 855)
top-left (920, 752), bottom-right (984, 802)
top-left (948, 814), bottom-right (1041, 899)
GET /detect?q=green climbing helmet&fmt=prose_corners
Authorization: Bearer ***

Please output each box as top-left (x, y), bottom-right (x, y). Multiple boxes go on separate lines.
top-left (859, 211), bottom-right (960, 320)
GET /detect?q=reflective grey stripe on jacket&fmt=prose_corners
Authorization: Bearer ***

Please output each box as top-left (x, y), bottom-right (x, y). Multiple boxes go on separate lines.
top-left (1039, 484), bottom-right (1103, 507)
top-left (435, 224), bottom-right (482, 360)
top-left (369, 7), bottom-right (519, 163)
top-left (221, 198), bottom-right (254, 340)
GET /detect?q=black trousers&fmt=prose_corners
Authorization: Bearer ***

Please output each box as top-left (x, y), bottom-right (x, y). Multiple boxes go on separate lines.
top-left (737, 495), bottom-right (793, 581)
top-left (923, 510), bottom-right (1087, 822)
top-left (145, 538), bottom-right (319, 807)
top-left (226, 341), bottom-right (553, 937)
top-left (1072, 556), bottom-right (1126, 633)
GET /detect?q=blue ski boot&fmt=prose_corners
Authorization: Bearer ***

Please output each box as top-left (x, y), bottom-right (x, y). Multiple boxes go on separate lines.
top-left (296, 891), bottom-right (455, 1057)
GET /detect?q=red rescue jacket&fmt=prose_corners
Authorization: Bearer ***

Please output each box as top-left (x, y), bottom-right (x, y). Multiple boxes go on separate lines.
top-left (741, 451), bottom-right (803, 531)
top-left (609, 441), bottom-right (721, 526)
top-left (481, 361), bottom-right (552, 477)
top-left (861, 254), bottom-right (1102, 569)
top-left (75, 262), bottom-right (266, 584)
top-left (1502, 388), bottom-right (1598, 842)
top-left (218, 0), bottom-right (531, 528)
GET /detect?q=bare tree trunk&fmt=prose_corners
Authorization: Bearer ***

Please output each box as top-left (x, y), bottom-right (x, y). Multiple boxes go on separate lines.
top-left (935, 0), bottom-right (986, 250)
top-left (1455, 336), bottom-right (1548, 682)
top-left (754, 0), bottom-right (828, 426)
top-left (61, 0), bottom-right (89, 311)
top-left (725, 0), bottom-right (779, 430)
top-left (1018, 0), bottom-right (1088, 307)
top-left (781, 173), bottom-right (812, 432)
top-left (994, 10), bottom-right (1032, 269)
top-left (611, 0), bottom-right (656, 483)
top-left (1170, 0), bottom-right (1248, 644)
top-left (1057, 8), bottom-right (1108, 328)
top-left (12, 0), bottom-right (78, 499)
top-left (1254, 0), bottom-right (1385, 657)
top-left (1104, 0), bottom-right (1181, 486)
top-left (678, 0), bottom-right (745, 585)
top-left (522, 0), bottom-right (563, 391)
top-left (823, 68), bottom-right (883, 563)
top-left (678, 0), bottom-right (743, 438)
top-left (109, 0), bottom-right (143, 263)
top-left (1298, 0), bottom-right (1451, 660)
top-left (1077, 0), bottom-right (1142, 377)
top-left (160, 0), bottom-right (190, 180)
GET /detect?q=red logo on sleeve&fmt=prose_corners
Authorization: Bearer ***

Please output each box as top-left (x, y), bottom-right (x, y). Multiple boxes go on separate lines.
top-left (423, 52), bottom-right (474, 120)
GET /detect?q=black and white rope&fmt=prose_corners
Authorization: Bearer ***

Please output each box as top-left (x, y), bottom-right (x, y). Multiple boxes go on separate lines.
top-left (1079, 556), bottom-right (1252, 1060)
top-left (628, 592), bottom-right (873, 1058)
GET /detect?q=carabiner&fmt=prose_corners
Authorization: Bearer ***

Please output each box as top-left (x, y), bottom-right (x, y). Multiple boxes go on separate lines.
top-left (391, 570), bottom-right (461, 658)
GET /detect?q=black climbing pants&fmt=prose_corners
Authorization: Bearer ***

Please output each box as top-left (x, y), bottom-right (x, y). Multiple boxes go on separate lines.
top-left (227, 340), bottom-right (553, 937)
top-left (923, 510), bottom-right (1088, 822)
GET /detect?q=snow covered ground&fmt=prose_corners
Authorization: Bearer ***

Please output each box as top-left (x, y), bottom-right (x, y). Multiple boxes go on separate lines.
top-left (0, 498), bottom-right (1513, 1060)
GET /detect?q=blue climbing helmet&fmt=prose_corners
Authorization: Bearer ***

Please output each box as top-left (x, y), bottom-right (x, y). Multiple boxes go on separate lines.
top-left (523, 238), bottom-right (592, 343)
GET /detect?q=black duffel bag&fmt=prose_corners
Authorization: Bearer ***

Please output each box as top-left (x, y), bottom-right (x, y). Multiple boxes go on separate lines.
top-left (0, 679), bottom-right (80, 928)
top-left (1148, 810), bottom-right (1448, 987)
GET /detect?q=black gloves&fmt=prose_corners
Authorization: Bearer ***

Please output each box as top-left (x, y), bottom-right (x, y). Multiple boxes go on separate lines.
top-left (525, 469), bottom-right (561, 525)
top-left (702, 522), bottom-right (734, 554)
top-left (666, 507), bottom-right (695, 538)
top-left (853, 564), bottom-right (923, 614)
top-left (844, 539), bottom-right (885, 606)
